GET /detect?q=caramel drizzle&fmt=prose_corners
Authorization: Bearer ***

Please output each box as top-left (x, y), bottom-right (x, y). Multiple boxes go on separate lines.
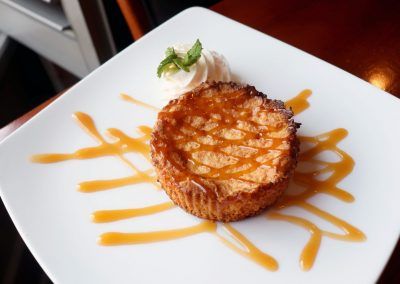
top-left (100, 221), bottom-right (216, 245)
top-left (99, 220), bottom-right (277, 271)
top-left (217, 224), bottom-right (278, 271)
top-left (153, 90), bottom-right (290, 189)
top-left (265, 92), bottom-right (366, 270)
top-left (31, 91), bottom-right (365, 272)
top-left (31, 112), bottom-right (159, 192)
top-left (280, 128), bottom-right (355, 205)
top-left (92, 201), bottom-right (175, 223)
top-left (120, 93), bottom-right (160, 111)
top-left (285, 89), bottom-right (311, 115)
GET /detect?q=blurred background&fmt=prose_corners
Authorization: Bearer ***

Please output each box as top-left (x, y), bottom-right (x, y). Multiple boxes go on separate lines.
top-left (0, 1), bottom-right (217, 283)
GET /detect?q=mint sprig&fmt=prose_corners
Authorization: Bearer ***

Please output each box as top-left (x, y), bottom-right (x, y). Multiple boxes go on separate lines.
top-left (182, 39), bottom-right (202, 66)
top-left (157, 39), bottom-right (203, 77)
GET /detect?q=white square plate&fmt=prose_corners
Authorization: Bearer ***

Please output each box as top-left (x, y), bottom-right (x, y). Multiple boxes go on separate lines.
top-left (1, 7), bottom-right (400, 284)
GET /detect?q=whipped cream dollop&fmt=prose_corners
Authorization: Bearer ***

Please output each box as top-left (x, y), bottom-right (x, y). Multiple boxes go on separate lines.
top-left (160, 44), bottom-right (231, 99)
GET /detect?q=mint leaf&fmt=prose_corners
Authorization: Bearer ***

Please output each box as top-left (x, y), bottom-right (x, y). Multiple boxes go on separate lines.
top-left (173, 58), bottom-right (190, 72)
top-left (182, 39), bottom-right (202, 66)
top-left (157, 54), bottom-right (177, 77)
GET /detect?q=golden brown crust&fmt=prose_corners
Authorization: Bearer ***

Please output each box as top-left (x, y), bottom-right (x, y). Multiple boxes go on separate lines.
top-left (151, 81), bottom-right (299, 222)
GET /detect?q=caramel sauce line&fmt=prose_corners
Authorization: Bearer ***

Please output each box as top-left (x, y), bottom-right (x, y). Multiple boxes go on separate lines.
top-left (99, 221), bottom-right (216, 246)
top-left (217, 224), bottom-right (278, 271)
top-left (120, 93), bottom-right (160, 111)
top-left (78, 173), bottom-right (157, 193)
top-left (30, 90), bottom-right (365, 272)
top-left (267, 211), bottom-right (321, 271)
top-left (92, 201), bottom-right (175, 223)
top-left (298, 202), bottom-right (366, 241)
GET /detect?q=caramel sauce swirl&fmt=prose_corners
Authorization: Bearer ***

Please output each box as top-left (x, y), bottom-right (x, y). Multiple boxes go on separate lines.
top-left (31, 90), bottom-right (365, 272)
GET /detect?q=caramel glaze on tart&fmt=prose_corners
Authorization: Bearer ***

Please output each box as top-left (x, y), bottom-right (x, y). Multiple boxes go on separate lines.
top-left (151, 82), bottom-right (299, 222)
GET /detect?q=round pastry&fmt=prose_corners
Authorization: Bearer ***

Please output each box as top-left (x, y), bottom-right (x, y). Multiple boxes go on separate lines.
top-left (151, 81), bottom-right (299, 222)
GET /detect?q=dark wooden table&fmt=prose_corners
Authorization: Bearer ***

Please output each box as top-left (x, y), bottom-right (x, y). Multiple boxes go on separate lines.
top-left (0, 0), bottom-right (399, 282)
